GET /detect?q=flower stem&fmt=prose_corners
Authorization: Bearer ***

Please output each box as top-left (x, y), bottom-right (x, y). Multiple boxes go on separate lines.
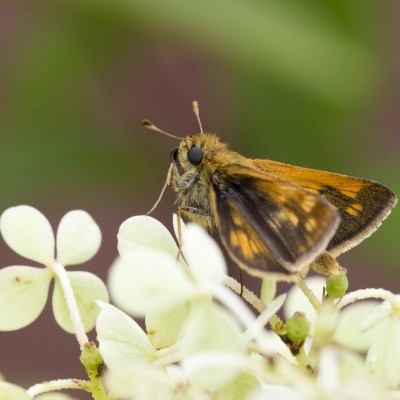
top-left (335, 288), bottom-right (400, 311)
top-left (52, 262), bottom-right (89, 348)
top-left (223, 275), bottom-right (266, 313)
top-left (86, 366), bottom-right (116, 400)
top-left (27, 379), bottom-right (90, 397)
top-left (292, 275), bottom-right (322, 312)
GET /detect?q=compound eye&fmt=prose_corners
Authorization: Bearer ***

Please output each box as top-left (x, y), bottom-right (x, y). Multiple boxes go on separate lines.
top-left (170, 147), bottom-right (180, 165)
top-left (187, 146), bottom-right (204, 166)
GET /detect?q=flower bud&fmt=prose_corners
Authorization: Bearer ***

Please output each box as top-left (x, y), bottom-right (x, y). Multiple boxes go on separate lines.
top-left (286, 312), bottom-right (311, 344)
top-left (80, 342), bottom-right (103, 371)
top-left (326, 272), bottom-right (348, 298)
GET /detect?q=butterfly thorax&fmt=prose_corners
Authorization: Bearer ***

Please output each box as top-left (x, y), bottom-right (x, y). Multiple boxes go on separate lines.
top-left (171, 133), bottom-right (252, 230)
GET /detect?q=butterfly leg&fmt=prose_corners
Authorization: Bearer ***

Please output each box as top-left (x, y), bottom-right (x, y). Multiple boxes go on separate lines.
top-left (176, 206), bottom-right (212, 261)
top-left (177, 205), bottom-right (245, 296)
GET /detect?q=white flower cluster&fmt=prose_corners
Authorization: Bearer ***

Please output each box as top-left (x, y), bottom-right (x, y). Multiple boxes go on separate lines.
top-left (0, 206), bottom-right (399, 400)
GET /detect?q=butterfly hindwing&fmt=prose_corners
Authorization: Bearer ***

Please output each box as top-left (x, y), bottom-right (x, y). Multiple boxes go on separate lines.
top-left (209, 165), bottom-right (340, 277)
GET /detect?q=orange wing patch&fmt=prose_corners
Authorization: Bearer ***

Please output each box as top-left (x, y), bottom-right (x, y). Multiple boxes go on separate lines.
top-left (251, 159), bottom-right (397, 255)
top-left (209, 165), bottom-right (340, 277)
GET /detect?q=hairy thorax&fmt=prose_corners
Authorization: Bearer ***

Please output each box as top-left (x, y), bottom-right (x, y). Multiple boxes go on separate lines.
top-left (170, 132), bottom-right (252, 230)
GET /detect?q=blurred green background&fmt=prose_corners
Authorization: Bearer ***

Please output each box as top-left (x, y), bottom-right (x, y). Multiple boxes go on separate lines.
top-left (1, 0), bottom-right (399, 394)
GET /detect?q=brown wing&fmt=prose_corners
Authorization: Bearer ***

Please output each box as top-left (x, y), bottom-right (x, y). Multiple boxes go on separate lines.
top-left (251, 159), bottom-right (397, 256)
top-left (209, 165), bottom-right (340, 278)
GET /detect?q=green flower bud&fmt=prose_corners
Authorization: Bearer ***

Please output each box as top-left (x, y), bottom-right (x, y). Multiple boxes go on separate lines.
top-left (80, 342), bottom-right (103, 371)
top-left (286, 312), bottom-right (311, 344)
top-left (326, 272), bottom-right (349, 298)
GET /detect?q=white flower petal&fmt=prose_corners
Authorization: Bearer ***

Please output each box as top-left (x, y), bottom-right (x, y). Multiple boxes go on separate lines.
top-left (56, 210), bottom-right (101, 266)
top-left (250, 385), bottom-right (303, 400)
top-left (182, 223), bottom-right (227, 282)
top-left (255, 330), bottom-right (296, 363)
top-left (337, 349), bottom-right (365, 384)
top-left (284, 276), bottom-right (326, 334)
top-left (216, 371), bottom-right (260, 400)
top-left (145, 302), bottom-right (191, 349)
top-left (182, 303), bottom-right (246, 390)
top-left (182, 303), bottom-right (245, 355)
top-left (117, 215), bottom-right (178, 257)
top-left (333, 301), bottom-right (385, 352)
top-left (0, 266), bottom-right (51, 331)
top-left (108, 250), bottom-right (193, 317)
top-left (183, 352), bottom-right (248, 392)
top-left (0, 382), bottom-right (31, 400)
top-left (52, 271), bottom-right (109, 333)
top-left (366, 319), bottom-right (400, 389)
top-left (244, 294), bottom-right (286, 343)
top-left (103, 366), bottom-right (172, 399)
top-left (361, 299), bottom-right (397, 332)
top-left (317, 347), bottom-right (339, 392)
top-left (0, 206), bottom-right (55, 265)
top-left (96, 303), bottom-right (156, 369)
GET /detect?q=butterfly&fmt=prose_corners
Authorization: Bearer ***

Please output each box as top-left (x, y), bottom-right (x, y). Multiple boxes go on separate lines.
top-left (142, 102), bottom-right (397, 280)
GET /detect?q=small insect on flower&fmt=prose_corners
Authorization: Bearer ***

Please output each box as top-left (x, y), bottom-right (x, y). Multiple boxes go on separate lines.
top-left (142, 102), bottom-right (397, 280)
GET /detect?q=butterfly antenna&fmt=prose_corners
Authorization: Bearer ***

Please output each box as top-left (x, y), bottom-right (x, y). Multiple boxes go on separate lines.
top-left (192, 101), bottom-right (204, 133)
top-left (141, 119), bottom-right (183, 140)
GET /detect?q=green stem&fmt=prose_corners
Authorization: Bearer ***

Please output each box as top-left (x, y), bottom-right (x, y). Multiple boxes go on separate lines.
top-left (80, 342), bottom-right (115, 400)
top-left (292, 275), bottom-right (322, 312)
top-left (86, 368), bottom-right (116, 400)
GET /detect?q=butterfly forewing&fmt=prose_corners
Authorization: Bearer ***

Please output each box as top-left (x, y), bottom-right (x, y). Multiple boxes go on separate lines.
top-left (251, 159), bottom-right (398, 256)
top-left (209, 165), bottom-right (340, 276)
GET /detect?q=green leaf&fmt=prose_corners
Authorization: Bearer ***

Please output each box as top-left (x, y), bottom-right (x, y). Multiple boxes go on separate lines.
top-left (52, 271), bottom-right (109, 333)
top-left (0, 266), bottom-right (51, 331)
